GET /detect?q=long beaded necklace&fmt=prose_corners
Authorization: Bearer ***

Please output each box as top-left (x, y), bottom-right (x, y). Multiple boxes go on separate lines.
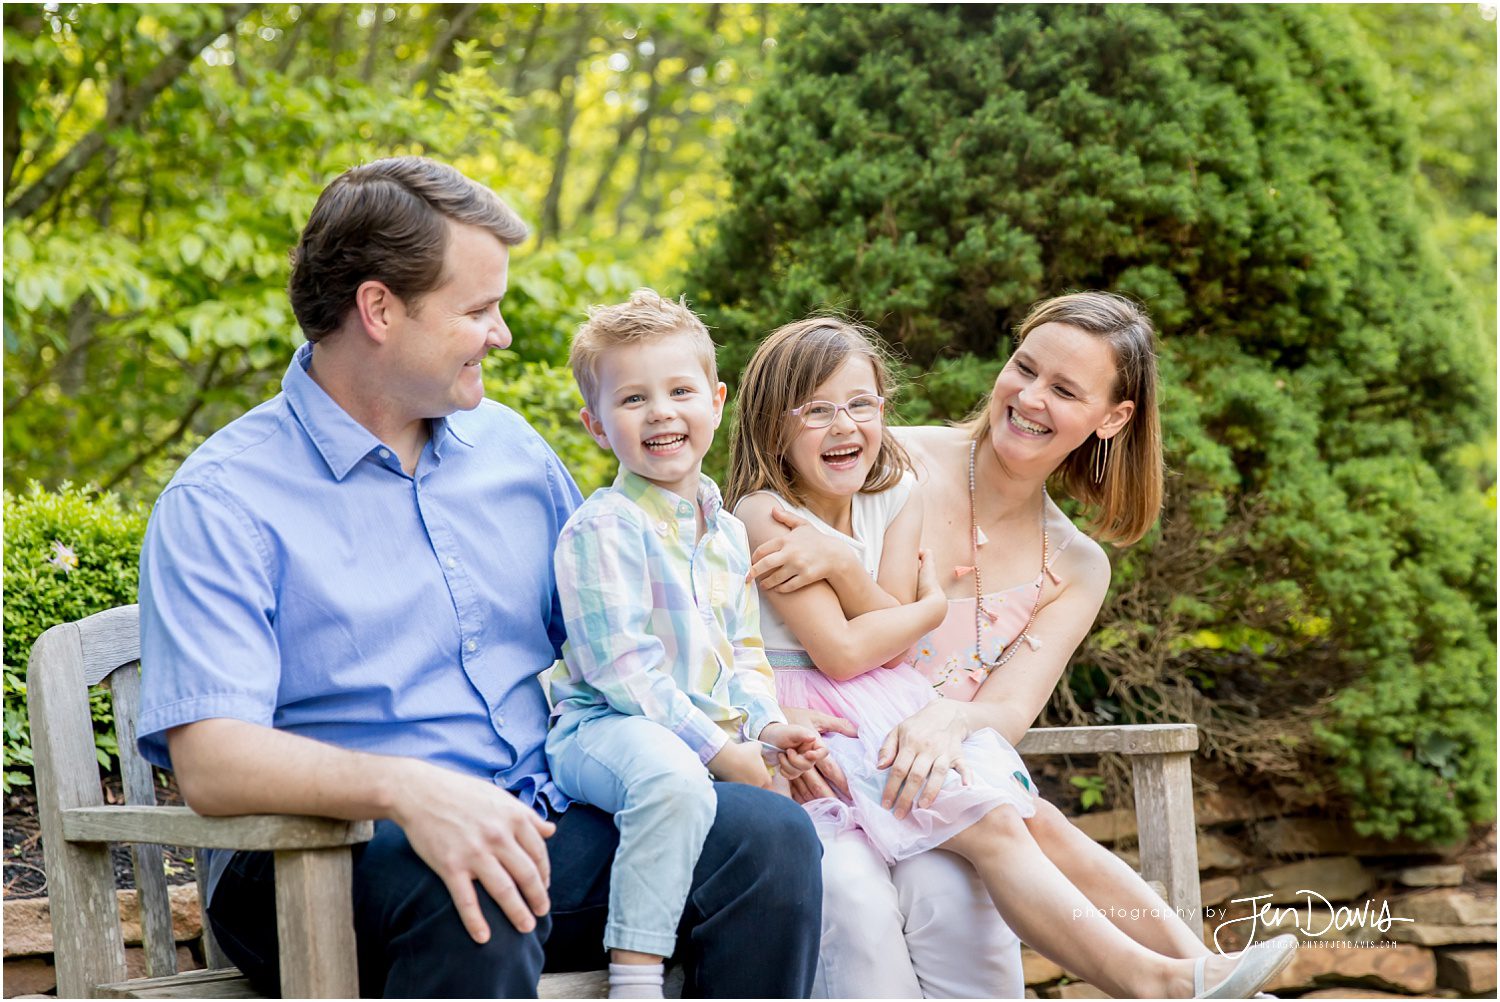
top-left (968, 439), bottom-right (1048, 677)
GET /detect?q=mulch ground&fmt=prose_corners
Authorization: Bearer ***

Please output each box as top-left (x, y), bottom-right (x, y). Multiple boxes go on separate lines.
top-left (5, 774), bottom-right (199, 900)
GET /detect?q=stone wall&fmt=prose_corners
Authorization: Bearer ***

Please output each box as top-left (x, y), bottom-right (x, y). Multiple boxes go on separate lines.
top-left (1019, 809), bottom-right (1497, 1000)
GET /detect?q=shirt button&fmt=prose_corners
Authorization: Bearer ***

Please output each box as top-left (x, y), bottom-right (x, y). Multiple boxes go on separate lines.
top-left (465, 639), bottom-right (477, 653)
top-left (656, 522), bottom-right (669, 536)
top-left (379, 449), bottom-right (391, 460)
top-left (445, 556), bottom-right (456, 569)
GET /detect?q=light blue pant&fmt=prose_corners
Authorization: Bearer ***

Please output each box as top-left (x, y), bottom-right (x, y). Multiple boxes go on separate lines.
top-left (546, 711), bottom-right (718, 958)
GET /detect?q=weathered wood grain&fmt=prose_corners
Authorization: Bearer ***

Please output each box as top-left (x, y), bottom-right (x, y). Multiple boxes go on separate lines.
top-left (109, 662), bottom-right (178, 979)
top-left (29, 621), bottom-right (130, 997)
top-left (1017, 723), bottom-right (1198, 756)
top-left (63, 806), bottom-right (374, 850)
top-left (274, 849), bottom-right (359, 998)
top-left (1132, 751), bottom-right (1204, 938)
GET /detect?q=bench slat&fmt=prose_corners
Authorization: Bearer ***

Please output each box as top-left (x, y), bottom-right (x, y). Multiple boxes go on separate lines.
top-left (109, 663), bottom-right (179, 980)
top-left (62, 806), bottom-right (374, 850)
top-left (97, 967), bottom-right (259, 999)
top-left (1017, 723), bottom-right (1198, 755)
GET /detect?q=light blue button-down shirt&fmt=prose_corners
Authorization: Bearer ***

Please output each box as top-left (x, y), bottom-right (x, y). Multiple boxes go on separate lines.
top-left (138, 344), bottom-right (582, 831)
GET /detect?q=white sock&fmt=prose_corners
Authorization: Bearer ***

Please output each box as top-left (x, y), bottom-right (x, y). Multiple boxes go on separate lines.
top-left (608, 962), bottom-right (665, 999)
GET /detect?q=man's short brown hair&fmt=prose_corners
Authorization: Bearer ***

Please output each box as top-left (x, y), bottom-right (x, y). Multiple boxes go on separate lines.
top-left (569, 289), bottom-right (718, 412)
top-left (289, 157), bottom-right (529, 342)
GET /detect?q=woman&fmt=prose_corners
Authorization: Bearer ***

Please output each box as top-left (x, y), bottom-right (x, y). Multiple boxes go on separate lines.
top-left (759, 292), bottom-right (1221, 997)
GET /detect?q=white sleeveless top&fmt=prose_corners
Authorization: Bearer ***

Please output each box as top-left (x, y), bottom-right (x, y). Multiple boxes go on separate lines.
top-left (735, 475), bottom-right (915, 652)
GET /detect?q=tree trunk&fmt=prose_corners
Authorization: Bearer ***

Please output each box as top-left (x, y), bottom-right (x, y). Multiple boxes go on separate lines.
top-left (537, 12), bottom-right (592, 247)
top-left (360, 4), bottom-right (386, 85)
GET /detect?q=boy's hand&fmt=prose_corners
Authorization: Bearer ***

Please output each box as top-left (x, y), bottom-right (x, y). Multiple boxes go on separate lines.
top-left (708, 738), bottom-right (773, 788)
top-left (759, 722), bottom-right (827, 782)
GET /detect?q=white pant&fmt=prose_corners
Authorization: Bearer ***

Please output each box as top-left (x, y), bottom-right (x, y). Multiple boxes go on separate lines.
top-left (813, 830), bottom-right (1024, 999)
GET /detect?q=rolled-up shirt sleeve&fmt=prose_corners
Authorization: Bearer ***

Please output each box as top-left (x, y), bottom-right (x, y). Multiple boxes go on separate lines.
top-left (137, 483), bottom-right (280, 770)
top-left (726, 574), bottom-right (786, 741)
top-left (555, 512), bottom-right (728, 763)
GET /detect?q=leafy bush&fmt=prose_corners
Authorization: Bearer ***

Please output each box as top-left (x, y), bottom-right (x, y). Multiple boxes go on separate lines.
top-left (691, 4), bottom-right (1496, 841)
top-left (487, 355), bottom-right (618, 498)
top-left (3, 484), bottom-right (149, 790)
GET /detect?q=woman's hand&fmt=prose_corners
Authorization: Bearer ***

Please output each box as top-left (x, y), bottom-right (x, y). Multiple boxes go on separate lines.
top-left (875, 699), bottom-right (973, 819)
top-left (747, 508), bottom-right (861, 593)
top-left (783, 705), bottom-right (857, 803)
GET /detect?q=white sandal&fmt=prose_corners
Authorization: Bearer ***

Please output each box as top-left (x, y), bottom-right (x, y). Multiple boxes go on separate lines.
top-left (1193, 934), bottom-right (1298, 999)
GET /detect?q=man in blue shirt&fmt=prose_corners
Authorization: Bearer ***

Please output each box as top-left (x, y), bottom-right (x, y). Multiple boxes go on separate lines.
top-left (137, 157), bottom-right (822, 997)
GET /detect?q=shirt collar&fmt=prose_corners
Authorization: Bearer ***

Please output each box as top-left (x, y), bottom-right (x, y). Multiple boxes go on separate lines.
top-left (614, 469), bottom-right (723, 526)
top-left (283, 343), bottom-right (473, 480)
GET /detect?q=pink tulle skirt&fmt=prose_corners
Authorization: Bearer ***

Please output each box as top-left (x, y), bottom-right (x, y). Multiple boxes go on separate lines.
top-left (770, 652), bottom-right (1035, 864)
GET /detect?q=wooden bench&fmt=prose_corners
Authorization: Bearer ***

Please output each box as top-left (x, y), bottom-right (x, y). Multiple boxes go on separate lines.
top-left (30, 605), bottom-right (1202, 998)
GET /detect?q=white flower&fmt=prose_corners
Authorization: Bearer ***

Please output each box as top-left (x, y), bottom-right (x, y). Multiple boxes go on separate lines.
top-left (47, 540), bottom-right (79, 574)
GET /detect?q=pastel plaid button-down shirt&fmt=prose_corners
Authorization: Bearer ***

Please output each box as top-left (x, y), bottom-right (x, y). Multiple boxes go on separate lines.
top-left (548, 470), bottom-right (785, 764)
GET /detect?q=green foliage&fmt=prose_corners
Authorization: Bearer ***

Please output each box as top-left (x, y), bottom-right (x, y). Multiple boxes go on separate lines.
top-left (1069, 774), bottom-right (1108, 812)
top-left (692, 4), bottom-right (1496, 841)
top-left (5, 3), bottom-right (779, 499)
top-left (486, 355), bottom-right (616, 498)
top-left (3, 485), bottom-right (149, 789)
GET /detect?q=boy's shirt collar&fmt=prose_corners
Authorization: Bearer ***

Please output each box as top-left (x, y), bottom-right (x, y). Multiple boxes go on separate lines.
top-left (614, 468), bottom-right (723, 527)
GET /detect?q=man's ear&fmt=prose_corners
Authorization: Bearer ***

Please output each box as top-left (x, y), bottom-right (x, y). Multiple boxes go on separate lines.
top-left (579, 406), bottom-right (611, 450)
top-left (1095, 399), bottom-right (1136, 441)
top-left (711, 381), bottom-right (728, 428)
top-left (354, 280), bottom-right (400, 344)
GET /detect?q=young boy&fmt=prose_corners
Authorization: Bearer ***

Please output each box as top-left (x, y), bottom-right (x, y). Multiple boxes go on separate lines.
top-left (545, 290), bottom-right (825, 1000)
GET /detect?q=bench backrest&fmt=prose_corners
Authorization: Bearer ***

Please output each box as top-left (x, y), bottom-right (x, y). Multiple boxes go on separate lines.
top-left (27, 604), bottom-right (225, 997)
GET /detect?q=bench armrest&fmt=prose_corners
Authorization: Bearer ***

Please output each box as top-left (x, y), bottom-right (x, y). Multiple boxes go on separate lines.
top-left (61, 805), bottom-right (374, 850)
top-left (1017, 723), bottom-right (1198, 756)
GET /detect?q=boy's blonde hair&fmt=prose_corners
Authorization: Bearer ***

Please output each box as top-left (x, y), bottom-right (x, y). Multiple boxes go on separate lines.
top-left (726, 317), bottom-right (912, 510)
top-left (569, 289), bottom-right (718, 411)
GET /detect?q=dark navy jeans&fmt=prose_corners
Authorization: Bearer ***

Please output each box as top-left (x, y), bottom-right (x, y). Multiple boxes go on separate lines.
top-left (206, 783), bottom-right (822, 998)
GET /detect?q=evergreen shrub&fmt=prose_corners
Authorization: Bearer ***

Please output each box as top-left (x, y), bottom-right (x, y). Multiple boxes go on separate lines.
top-left (691, 3), bottom-right (1496, 840)
top-left (3, 484), bottom-right (149, 790)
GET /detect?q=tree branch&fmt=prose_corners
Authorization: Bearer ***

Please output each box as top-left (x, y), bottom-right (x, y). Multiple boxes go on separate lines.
top-left (102, 348), bottom-right (227, 491)
top-left (576, 43), bottom-right (665, 223)
top-left (508, 6), bottom-right (549, 95)
top-left (5, 4), bottom-right (258, 223)
top-left (413, 3), bottom-right (484, 89)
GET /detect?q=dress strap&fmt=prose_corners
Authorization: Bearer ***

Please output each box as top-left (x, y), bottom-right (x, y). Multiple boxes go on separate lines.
top-left (1041, 512), bottom-right (1082, 585)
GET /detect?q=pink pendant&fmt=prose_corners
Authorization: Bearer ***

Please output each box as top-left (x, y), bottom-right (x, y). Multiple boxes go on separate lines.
top-left (1045, 565), bottom-right (1062, 585)
top-left (966, 667), bottom-right (988, 684)
top-left (980, 604), bottom-right (999, 623)
top-left (954, 565), bottom-right (975, 578)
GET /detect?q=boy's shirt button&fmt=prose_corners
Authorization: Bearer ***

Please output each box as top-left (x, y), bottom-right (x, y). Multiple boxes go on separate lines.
top-left (656, 521), bottom-right (670, 536)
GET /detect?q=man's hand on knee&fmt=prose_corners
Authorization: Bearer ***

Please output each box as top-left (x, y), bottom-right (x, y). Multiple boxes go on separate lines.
top-left (389, 760), bottom-right (556, 944)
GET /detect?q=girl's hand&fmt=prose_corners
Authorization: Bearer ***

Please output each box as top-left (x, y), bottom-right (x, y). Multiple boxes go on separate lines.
top-left (875, 699), bottom-right (972, 819)
top-left (783, 706), bottom-right (857, 802)
top-left (759, 722), bottom-right (827, 782)
top-left (747, 508), bottom-right (859, 593)
top-left (913, 548), bottom-right (948, 626)
top-left (708, 739), bottom-right (772, 788)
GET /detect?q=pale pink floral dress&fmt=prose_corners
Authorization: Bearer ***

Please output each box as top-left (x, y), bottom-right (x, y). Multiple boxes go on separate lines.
top-left (741, 482), bottom-right (1045, 864)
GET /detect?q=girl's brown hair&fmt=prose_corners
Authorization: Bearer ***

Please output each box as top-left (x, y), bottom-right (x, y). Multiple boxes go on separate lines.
top-left (727, 317), bottom-right (912, 510)
top-left (962, 292), bottom-right (1164, 545)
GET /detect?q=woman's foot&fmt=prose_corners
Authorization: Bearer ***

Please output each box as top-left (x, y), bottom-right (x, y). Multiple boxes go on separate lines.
top-left (1191, 935), bottom-right (1299, 999)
